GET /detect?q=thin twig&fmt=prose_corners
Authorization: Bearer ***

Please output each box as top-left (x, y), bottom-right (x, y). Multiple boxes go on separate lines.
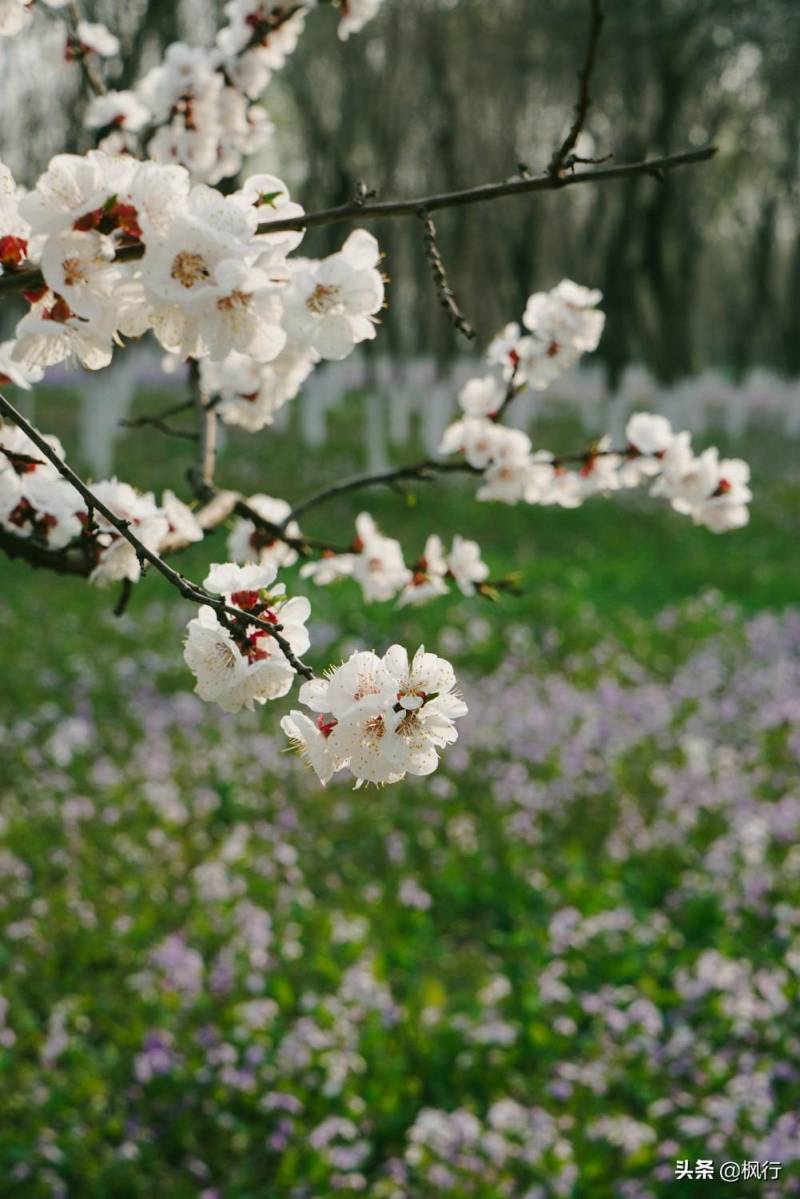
top-left (65, 0), bottom-right (108, 97)
top-left (548, 0), bottom-right (605, 177)
top-left (120, 397), bottom-right (195, 429)
top-left (0, 148), bottom-right (717, 299)
top-left (287, 460), bottom-right (477, 524)
top-left (120, 415), bottom-right (198, 441)
top-left (0, 394), bottom-right (314, 679)
top-left (418, 210), bottom-right (475, 341)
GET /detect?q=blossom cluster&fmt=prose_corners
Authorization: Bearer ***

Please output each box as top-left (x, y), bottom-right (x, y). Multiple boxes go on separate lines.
top-left (224, 499), bottom-right (491, 608)
top-left (0, 419), bottom-right (203, 581)
top-left (281, 645), bottom-right (468, 786)
top-left (183, 568), bottom-right (468, 786)
top-left (437, 281), bottom-right (752, 531)
top-left (302, 514), bottom-right (490, 606)
top-left (183, 561), bottom-right (311, 714)
top-left (2, 1), bottom-right (385, 184)
top-left (0, 154), bottom-right (384, 382)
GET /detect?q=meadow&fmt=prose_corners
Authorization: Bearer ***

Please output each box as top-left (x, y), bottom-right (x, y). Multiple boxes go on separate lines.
top-left (1, 384), bottom-right (799, 1197)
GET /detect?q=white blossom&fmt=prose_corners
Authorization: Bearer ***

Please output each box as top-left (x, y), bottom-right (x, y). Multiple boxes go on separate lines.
top-left (447, 535), bottom-right (489, 596)
top-left (0, 340), bottom-right (43, 390)
top-left (200, 345), bottom-right (312, 431)
top-left (0, 0), bottom-right (32, 37)
top-left (458, 374), bottom-right (506, 418)
top-left (283, 230), bottom-right (384, 361)
top-left (74, 20), bottom-right (119, 57)
top-left (184, 562), bottom-right (310, 712)
top-left (397, 534), bottom-right (448, 607)
top-left (350, 512), bottom-right (411, 602)
top-left (284, 645), bottom-right (466, 787)
top-left (0, 423), bottom-right (83, 549)
top-left (84, 91), bottom-right (151, 133)
top-left (337, 0), bottom-right (383, 41)
top-left (88, 479), bottom-right (168, 586)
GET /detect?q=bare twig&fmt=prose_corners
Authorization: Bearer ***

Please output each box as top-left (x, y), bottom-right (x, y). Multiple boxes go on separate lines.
top-left (0, 148), bottom-right (717, 299)
top-left (0, 394), bottom-right (314, 679)
top-left (187, 359), bottom-right (218, 501)
top-left (120, 416), bottom-right (198, 441)
top-left (548, 0), bottom-right (605, 177)
top-left (65, 0), bottom-right (108, 98)
top-left (287, 460), bottom-right (477, 524)
top-left (120, 397), bottom-right (195, 430)
top-left (418, 210), bottom-right (475, 341)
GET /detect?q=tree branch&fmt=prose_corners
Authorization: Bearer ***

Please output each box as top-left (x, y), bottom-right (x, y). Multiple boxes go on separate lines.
top-left (0, 394), bottom-right (314, 679)
top-left (287, 460), bottom-right (478, 524)
top-left (0, 147), bottom-right (717, 299)
top-left (64, 0), bottom-right (108, 98)
top-left (418, 209), bottom-right (476, 341)
top-left (548, 0), bottom-right (605, 177)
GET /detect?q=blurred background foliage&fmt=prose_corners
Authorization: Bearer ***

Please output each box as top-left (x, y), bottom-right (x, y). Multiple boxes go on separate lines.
top-left (4, 0), bottom-right (800, 381)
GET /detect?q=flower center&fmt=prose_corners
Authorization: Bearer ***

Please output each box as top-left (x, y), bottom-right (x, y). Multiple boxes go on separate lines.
top-left (61, 256), bottom-right (87, 288)
top-left (217, 289), bottom-right (251, 313)
top-left (306, 282), bottom-right (341, 315)
top-left (171, 251), bottom-right (210, 289)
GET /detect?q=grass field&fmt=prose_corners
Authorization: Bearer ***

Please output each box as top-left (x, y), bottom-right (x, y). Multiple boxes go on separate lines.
top-left (1, 384), bottom-right (799, 1197)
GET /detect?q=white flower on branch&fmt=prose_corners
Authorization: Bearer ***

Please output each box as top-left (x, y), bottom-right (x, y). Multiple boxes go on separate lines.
top-left (439, 417), bottom-right (529, 471)
top-left (227, 494), bottom-right (300, 570)
top-left (0, 0), bottom-right (31, 37)
top-left (458, 375), bottom-right (506, 419)
top-left (300, 550), bottom-right (356, 587)
top-left (19, 151), bottom-right (140, 238)
top-left (184, 562), bottom-right (310, 713)
top-left (73, 20), bottom-right (119, 58)
top-left (283, 230), bottom-right (385, 361)
top-left (337, 0), bottom-right (384, 41)
top-left (350, 512), bottom-right (411, 603)
top-left (447, 535), bottom-right (489, 596)
top-left (282, 644), bottom-right (466, 787)
top-left (161, 490), bottom-right (204, 548)
top-left (0, 423), bottom-right (83, 549)
top-left (40, 230), bottom-right (121, 326)
top-left (201, 345), bottom-right (315, 432)
top-left (0, 160), bottom-right (31, 271)
top-left (12, 298), bottom-right (115, 372)
top-left (650, 437), bottom-right (751, 533)
top-left (516, 279), bottom-right (605, 389)
top-left (88, 479), bottom-right (169, 586)
top-left (217, 1), bottom-right (309, 99)
top-left (0, 340), bottom-right (43, 391)
top-left (140, 186), bottom-right (284, 361)
top-left (236, 173), bottom-right (306, 262)
top-left (486, 279), bottom-right (604, 390)
top-left (397, 534), bottom-right (449, 608)
top-left (84, 91), bottom-right (151, 133)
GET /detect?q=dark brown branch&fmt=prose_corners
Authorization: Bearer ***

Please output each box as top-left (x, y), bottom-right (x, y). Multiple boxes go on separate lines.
top-left (120, 396), bottom-right (195, 431)
top-left (0, 521), bottom-right (94, 576)
top-left (418, 210), bottom-right (475, 341)
top-left (0, 394), bottom-right (314, 679)
top-left (0, 148), bottom-right (717, 299)
top-left (287, 460), bottom-right (478, 524)
top-left (549, 0), bottom-right (605, 177)
top-left (120, 416), bottom-right (198, 441)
